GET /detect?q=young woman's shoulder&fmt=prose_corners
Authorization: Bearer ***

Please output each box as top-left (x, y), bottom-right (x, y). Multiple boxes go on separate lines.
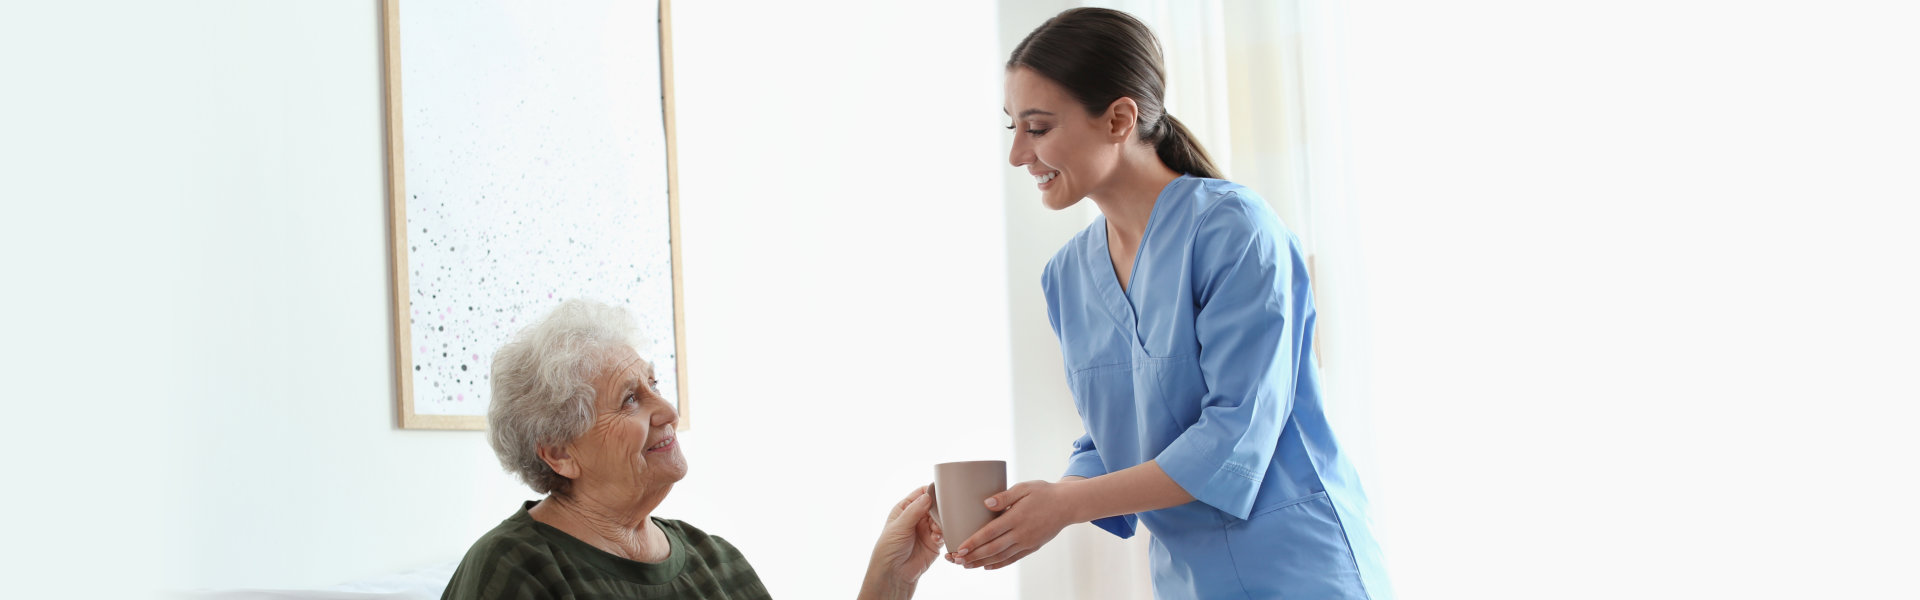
top-left (1181, 177), bottom-right (1293, 243)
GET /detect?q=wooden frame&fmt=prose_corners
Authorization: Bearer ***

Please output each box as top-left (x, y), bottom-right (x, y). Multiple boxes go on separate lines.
top-left (381, 0), bottom-right (689, 430)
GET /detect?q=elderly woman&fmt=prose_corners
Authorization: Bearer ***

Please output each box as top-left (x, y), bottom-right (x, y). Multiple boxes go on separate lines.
top-left (443, 299), bottom-right (940, 600)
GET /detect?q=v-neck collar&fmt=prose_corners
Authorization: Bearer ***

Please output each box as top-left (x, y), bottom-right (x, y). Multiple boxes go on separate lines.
top-left (1085, 175), bottom-right (1189, 350)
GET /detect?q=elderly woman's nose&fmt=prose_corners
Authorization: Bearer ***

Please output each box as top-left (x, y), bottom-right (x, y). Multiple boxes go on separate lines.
top-left (651, 400), bottom-right (678, 428)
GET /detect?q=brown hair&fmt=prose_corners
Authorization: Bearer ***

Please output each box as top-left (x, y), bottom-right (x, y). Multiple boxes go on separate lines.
top-left (1008, 7), bottom-right (1222, 179)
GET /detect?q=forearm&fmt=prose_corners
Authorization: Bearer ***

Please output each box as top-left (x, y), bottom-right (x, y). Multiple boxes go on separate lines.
top-left (856, 573), bottom-right (913, 600)
top-left (1059, 460), bottom-right (1193, 523)
top-left (856, 566), bottom-right (914, 600)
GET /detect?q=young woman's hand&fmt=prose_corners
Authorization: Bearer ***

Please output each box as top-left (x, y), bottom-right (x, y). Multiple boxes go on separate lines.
top-left (949, 479), bottom-right (1079, 570)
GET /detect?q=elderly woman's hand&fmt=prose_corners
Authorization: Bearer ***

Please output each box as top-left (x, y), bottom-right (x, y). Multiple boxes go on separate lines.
top-left (858, 485), bottom-right (943, 600)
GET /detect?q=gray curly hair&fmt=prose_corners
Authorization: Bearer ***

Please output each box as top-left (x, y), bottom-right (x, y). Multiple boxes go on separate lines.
top-left (488, 299), bottom-right (648, 494)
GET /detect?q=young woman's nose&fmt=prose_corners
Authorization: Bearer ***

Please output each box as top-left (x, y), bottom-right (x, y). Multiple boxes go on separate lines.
top-left (1009, 134), bottom-right (1034, 168)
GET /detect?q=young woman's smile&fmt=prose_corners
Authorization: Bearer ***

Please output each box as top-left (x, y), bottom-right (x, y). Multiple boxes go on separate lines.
top-left (1006, 66), bottom-right (1125, 211)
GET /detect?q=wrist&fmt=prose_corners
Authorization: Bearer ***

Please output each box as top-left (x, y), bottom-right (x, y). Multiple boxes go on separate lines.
top-left (1056, 477), bottom-right (1098, 524)
top-left (858, 567), bottom-right (915, 600)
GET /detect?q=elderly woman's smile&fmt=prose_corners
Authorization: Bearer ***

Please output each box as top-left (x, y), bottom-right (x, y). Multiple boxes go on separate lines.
top-left (645, 436), bottom-right (676, 453)
top-left (563, 348), bottom-right (688, 494)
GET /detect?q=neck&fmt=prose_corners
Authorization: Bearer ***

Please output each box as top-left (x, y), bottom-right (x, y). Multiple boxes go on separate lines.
top-left (1089, 151), bottom-right (1182, 242)
top-left (533, 486), bottom-right (671, 562)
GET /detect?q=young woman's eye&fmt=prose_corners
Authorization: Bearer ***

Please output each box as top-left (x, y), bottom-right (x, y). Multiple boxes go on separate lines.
top-left (1025, 127), bottom-right (1052, 137)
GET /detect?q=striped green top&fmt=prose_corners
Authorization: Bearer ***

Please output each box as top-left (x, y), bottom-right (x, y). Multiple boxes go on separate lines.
top-left (441, 501), bottom-right (771, 600)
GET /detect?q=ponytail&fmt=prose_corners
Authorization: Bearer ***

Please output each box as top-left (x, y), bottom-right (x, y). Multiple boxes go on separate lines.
top-left (1152, 114), bottom-right (1222, 179)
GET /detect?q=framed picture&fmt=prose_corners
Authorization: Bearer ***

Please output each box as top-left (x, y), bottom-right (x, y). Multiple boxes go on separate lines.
top-left (381, 0), bottom-right (688, 430)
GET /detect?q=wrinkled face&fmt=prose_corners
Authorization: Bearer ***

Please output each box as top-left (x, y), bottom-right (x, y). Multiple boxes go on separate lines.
top-left (1005, 67), bottom-right (1123, 210)
top-left (563, 347), bottom-right (686, 497)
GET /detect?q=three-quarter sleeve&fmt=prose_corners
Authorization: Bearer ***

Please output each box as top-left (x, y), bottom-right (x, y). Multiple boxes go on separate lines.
top-left (1065, 433), bottom-right (1137, 538)
top-left (1153, 194), bottom-right (1304, 520)
top-left (1063, 432), bottom-right (1109, 480)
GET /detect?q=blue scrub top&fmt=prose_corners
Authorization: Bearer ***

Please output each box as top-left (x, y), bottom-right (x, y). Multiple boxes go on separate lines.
top-left (1043, 176), bottom-right (1391, 599)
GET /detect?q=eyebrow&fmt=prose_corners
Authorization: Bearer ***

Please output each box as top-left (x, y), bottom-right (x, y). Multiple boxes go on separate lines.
top-left (619, 368), bottom-right (656, 404)
top-left (1002, 108), bottom-right (1056, 119)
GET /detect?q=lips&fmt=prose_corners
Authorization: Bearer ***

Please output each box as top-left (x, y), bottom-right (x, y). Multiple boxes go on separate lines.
top-left (1034, 171), bottom-right (1058, 184)
top-left (645, 435), bottom-right (675, 453)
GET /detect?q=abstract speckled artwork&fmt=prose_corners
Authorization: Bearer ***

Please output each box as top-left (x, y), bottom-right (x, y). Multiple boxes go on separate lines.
top-left (386, 1), bottom-right (681, 428)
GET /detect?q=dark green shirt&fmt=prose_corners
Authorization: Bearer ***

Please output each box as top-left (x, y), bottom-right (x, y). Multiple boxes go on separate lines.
top-left (442, 501), bottom-right (771, 600)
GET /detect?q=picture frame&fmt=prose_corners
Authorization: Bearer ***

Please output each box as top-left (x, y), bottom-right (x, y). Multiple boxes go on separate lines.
top-left (380, 0), bottom-right (689, 430)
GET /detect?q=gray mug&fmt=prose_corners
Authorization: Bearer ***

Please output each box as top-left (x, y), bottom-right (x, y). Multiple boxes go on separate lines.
top-left (929, 460), bottom-right (1008, 554)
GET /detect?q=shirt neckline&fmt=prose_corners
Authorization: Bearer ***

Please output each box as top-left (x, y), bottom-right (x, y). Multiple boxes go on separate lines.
top-left (513, 499), bottom-right (691, 585)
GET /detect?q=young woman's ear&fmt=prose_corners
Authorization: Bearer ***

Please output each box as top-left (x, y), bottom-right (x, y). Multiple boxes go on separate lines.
top-left (538, 444), bottom-right (581, 480)
top-left (1104, 96), bottom-right (1141, 143)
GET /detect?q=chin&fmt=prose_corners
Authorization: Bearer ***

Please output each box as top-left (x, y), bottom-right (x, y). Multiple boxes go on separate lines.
top-left (661, 451), bottom-right (689, 482)
top-left (1042, 190), bottom-right (1083, 211)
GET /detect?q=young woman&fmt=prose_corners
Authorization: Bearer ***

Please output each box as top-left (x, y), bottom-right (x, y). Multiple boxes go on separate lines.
top-left (948, 8), bottom-right (1391, 598)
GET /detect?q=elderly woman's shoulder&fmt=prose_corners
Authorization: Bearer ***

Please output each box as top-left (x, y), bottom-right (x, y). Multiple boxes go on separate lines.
top-left (652, 517), bottom-right (747, 561)
top-left (442, 506), bottom-right (568, 599)
top-left (455, 505), bottom-right (558, 560)
top-left (461, 511), bottom-right (552, 559)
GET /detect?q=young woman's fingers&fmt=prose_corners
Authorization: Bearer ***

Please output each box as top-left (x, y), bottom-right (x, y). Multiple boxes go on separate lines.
top-left (983, 548), bottom-right (1036, 571)
top-left (962, 535), bottom-right (1021, 568)
top-left (965, 545), bottom-right (1016, 569)
top-left (954, 516), bottom-right (1012, 557)
top-left (984, 481), bottom-right (1038, 512)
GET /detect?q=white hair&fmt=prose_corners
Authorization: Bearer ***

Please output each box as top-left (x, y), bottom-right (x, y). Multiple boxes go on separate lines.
top-left (488, 298), bottom-right (648, 494)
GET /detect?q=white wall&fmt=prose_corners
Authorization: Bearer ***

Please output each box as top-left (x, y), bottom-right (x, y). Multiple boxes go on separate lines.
top-left (1338, 1), bottom-right (1920, 597)
top-left (664, 1), bottom-right (1017, 599)
top-left (1, 1), bottom-right (1015, 598)
top-left (5, 3), bottom-right (531, 597)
